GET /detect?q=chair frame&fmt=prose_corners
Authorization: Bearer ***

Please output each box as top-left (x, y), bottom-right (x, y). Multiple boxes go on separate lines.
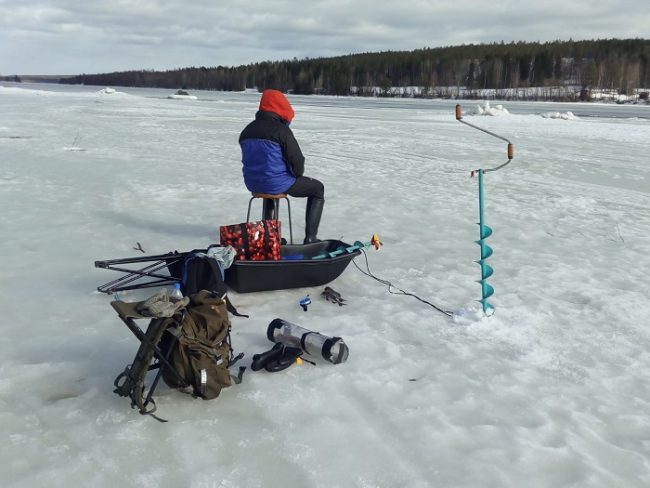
top-left (111, 301), bottom-right (187, 421)
top-left (95, 251), bottom-right (190, 294)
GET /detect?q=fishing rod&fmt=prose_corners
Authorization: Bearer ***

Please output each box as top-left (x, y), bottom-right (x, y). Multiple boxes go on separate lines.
top-left (455, 104), bottom-right (515, 315)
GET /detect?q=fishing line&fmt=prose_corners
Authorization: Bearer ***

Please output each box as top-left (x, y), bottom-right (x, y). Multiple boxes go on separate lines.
top-left (353, 249), bottom-right (453, 317)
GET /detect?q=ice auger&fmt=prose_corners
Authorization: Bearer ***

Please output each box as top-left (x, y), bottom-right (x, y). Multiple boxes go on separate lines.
top-left (455, 104), bottom-right (514, 314)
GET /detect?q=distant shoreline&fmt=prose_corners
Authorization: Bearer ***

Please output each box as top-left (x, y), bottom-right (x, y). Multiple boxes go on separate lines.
top-left (5, 38), bottom-right (650, 104)
top-left (3, 78), bottom-right (649, 106)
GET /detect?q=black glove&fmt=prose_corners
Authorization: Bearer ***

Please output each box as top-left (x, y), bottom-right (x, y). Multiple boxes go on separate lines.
top-left (251, 343), bottom-right (303, 372)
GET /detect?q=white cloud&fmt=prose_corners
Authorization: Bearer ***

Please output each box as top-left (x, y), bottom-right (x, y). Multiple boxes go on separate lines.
top-left (0, 0), bottom-right (648, 75)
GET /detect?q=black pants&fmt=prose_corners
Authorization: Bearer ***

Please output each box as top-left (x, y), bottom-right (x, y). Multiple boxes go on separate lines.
top-left (287, 176), bottom-right (325, 200)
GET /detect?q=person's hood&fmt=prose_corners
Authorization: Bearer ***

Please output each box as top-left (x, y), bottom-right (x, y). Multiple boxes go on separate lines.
top-left (258, 89), bottom-right (295, 123)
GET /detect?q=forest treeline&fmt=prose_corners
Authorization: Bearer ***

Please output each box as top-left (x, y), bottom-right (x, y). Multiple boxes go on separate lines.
top-left (57, 39), bottom-right (650, 100)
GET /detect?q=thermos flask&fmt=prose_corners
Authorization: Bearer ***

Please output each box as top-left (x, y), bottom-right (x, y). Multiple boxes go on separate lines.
top-left (266, 318), bottom-right (349, 364)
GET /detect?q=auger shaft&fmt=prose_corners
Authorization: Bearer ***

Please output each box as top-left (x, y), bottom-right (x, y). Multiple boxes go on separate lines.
top-left (476, 169), bottom-right (494, 313)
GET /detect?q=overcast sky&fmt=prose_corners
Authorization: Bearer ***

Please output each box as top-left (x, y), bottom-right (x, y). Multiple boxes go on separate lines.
top-left (1, 0), bottom-right (648, 75)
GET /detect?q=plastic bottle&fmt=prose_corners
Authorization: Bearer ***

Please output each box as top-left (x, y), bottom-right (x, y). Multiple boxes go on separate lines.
top-left (170, 283), bottom-right (183, 302)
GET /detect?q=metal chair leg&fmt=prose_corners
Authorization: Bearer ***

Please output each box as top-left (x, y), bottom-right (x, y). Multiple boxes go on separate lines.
top-left (284, 197), bottom-right (293, 244)
top-left (273, 199), bottom-right (280, 220)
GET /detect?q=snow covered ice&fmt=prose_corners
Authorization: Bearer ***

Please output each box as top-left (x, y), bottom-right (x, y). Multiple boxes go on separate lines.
top-left (1, 83), bottom-right (649, 488)
top-left (473, 100), bottom-right (510, 116)
top-left (540, 111), bottom-right (578, 120)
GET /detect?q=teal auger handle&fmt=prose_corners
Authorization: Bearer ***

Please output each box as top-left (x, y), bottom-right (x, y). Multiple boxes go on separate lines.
top-left (311, 239), bottom-right (375, 260)
top-left (312, 245), bottom-right (355, 260)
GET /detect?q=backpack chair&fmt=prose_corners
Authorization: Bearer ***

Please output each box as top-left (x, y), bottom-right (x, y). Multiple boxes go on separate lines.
top-left (111, 289), bottom-right (243, 422)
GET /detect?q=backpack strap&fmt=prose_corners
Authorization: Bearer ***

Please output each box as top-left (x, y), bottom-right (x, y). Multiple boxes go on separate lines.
top-left (230, 366), bottom-right (246, 385)
top-left (239, 223), bottom-right (252, 260)
top-left (262, 220), bottom-right (271, 254)
top-left (225, 297), bottom-right (248, 318)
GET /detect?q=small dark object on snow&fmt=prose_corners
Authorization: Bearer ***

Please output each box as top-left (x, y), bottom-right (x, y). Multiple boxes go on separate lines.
top-left (134, 242), bottom-right (145, 253)
top-left (299, 295), bottom-right (311, 311)
top-left (322, 286), bottom-right (346, 306)
top-left (251, 342), bottom-right (306, 372)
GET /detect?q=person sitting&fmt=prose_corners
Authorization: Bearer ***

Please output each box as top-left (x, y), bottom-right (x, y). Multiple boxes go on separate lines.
top-left (239, 89), bottom-right (325, 244)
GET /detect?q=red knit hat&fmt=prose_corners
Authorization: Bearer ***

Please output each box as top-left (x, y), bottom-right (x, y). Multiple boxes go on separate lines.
top-left (259, 89), bottom-right (295, 122)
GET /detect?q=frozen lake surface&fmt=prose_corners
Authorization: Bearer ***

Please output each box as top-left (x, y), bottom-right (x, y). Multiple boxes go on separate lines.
top-left (1, 83), bottom-right (649, 487)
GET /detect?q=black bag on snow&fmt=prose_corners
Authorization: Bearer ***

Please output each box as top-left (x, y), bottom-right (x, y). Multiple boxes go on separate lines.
top-left (176, 250), bottom-right (247, 317)
top-left (181, 252), bottom-right (228, 297)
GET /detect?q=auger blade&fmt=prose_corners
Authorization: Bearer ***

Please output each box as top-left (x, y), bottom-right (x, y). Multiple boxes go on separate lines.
top-left (477, 224), bottom-right (493, 239)
top-left (481, 282), bottom-right (495, 298)
top-left (479, 244), bottom-right (493, 260)
top-left (481, 264), bottom-right (494, 280)
top-left (478, 299), bottom-right (495, 313)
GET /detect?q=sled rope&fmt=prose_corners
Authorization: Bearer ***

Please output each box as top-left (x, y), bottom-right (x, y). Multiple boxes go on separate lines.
top-left (354, 249), bottom-right (453, 317)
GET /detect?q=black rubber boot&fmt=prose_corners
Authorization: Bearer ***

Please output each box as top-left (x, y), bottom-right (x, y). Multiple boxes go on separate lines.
top-left (304, 197), bottom-right (324, 244)
top-left (262, 199), bottom-right (276, 220)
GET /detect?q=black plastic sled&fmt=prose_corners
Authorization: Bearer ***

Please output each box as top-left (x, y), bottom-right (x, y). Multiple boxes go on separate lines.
top-left (225, 239), bottom-right (360, 293)
top-left (95, 240), bottom-right (359, 295)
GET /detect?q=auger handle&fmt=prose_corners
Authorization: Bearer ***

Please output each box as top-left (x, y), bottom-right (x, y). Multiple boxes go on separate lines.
top-left (455, 104), bottom-right (463, 120)
top-left (455, 104), bottom-right (515, 172)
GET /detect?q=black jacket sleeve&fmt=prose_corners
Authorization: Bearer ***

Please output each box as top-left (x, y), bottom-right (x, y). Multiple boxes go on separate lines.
top-left (281, 129), bottom-right (305, 177)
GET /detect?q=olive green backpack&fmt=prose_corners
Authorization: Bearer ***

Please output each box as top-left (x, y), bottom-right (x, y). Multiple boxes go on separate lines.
top-left (161, 290), bottom-right (243, 400)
